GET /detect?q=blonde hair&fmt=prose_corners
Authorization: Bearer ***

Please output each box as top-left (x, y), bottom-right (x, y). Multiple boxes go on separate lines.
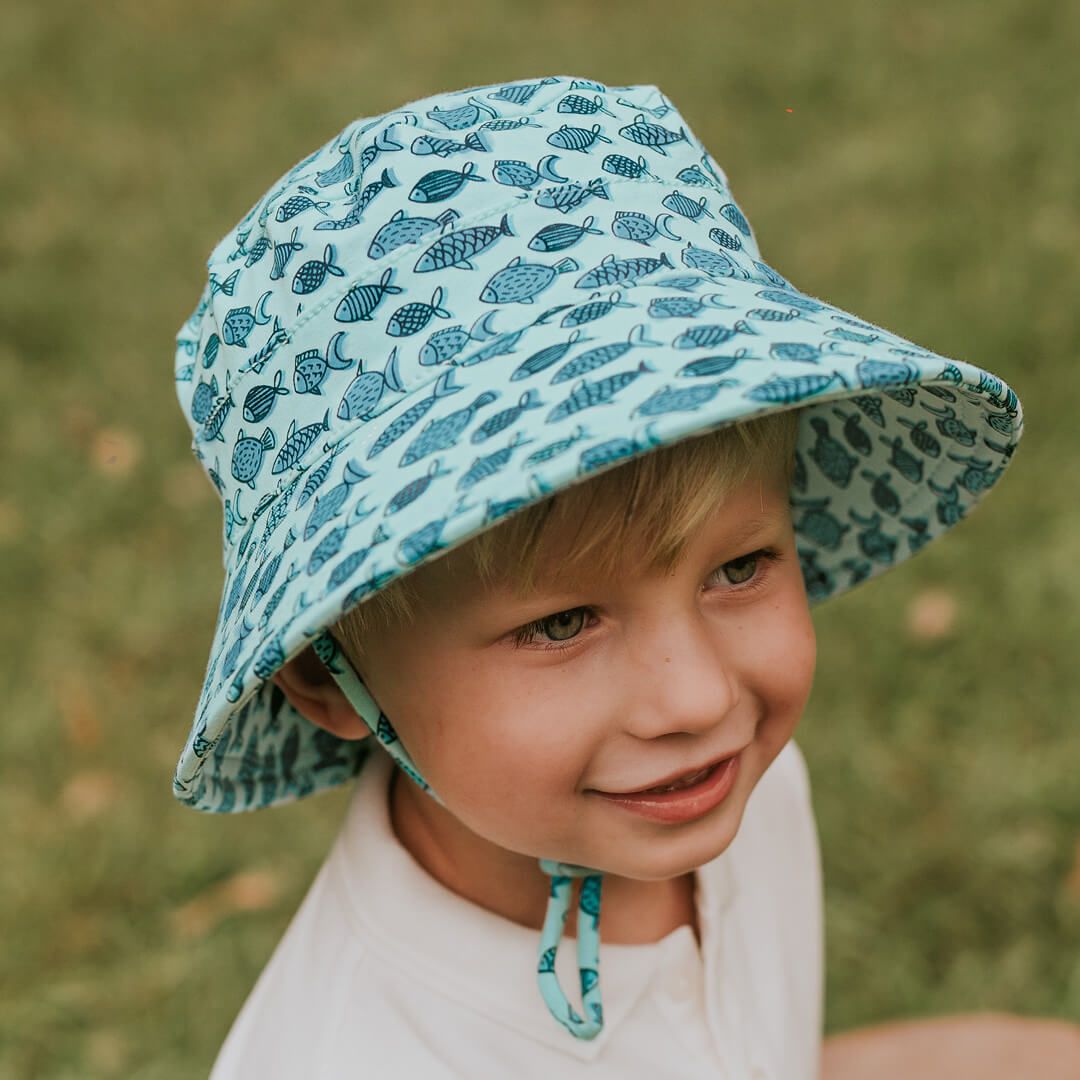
top-left (332, 409), bottom-right (801, 657)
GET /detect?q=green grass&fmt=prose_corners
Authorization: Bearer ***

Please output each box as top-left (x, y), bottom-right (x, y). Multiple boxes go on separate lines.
top-left (2, 0), bottom-right (1078, 1074)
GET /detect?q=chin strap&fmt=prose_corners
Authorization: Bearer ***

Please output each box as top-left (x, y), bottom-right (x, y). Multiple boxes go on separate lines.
top-left (537, 860), bottom-right (606, 1040)
top-left (312, 629), bottom-right (605, 1040)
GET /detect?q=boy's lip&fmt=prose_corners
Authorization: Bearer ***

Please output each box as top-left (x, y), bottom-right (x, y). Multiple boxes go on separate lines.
top-left (590, 748), bottom-right (746, 796)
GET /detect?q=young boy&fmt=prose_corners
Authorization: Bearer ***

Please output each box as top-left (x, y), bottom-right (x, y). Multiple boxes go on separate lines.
top-left (171, 75), bottom-right (1022, 1077)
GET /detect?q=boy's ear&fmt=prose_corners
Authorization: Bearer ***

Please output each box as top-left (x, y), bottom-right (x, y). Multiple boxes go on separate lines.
top-left (270, 647), bottom-right (371, 741)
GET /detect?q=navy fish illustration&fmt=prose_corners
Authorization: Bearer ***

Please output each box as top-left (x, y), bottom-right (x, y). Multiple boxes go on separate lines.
top-left (559, 291), bottom-right (633, 327)
top-left (209, 268), bottom-right (240, 297)
top-left (662, 190), bottom-right (714, 221)
top-left (577, 425), bottom-right (662, 475)
top-left (200, 379), bottom-right (235, 443)
top-left (243, 369), bottom-right (290, 424)
top-left (510, 328), bottom-right (589, 381)
top-left (489, 78), bottom-right (560, 105)
top-left (614, 94), bottom-right (671, 120)
top-left (481, 255), bottom-right (578, 304)
top-left (306, 499), bottom-right (376, 577)
top-left (415, 213), bottom-right (515, 271)
top-left (409, 161), bottom-right (486, 204)
top-left (471, 388), bottom-right (544, 441)
top-left (231, 427), bottom-right (276, 489)
top-left (455, 323), bottom-right (530, 368)
top-left (655, 273), bottom-right (706, 290)
top-left (316, 170), bottom-right (397, 233)
top-left (419, 310), bottom-right (497, 366)
top-left (334, 267), bottom-right (404, 323)
top-left (223, 291), bottom-right (273, 346)
top-left (768, 341), bottom-right (838, 363)
top-left (827, 327), bottom-right (880, 345)
top-left (457, 431), bottom-right (533, 491)
top-left (271, 409), bottom-right (331, 474)
top-left (294, 330), bottom-right (355, 394)
top-left (528, 215), bottom-right (604, 253)
top-left (257, 562), bottom-right (301, 630)
top-left (857, 358), bottom-right (921, 388)
top-left (676, 165), bottom-right (715, 187)
top-left (677, 348), bottom-right (754, 378)
top-left (922, 403), bottom-right (976, 446)
top-left (399, 390), bottom-right (498, 467)
top-left (291, 244), bottom-right (346, 295)
top-left (709, 227), bottom-right (742, 251)
top-left (269, 227), bottom-right (304, 281)
top-left (618, 115), bottom-right (689, 155)
top-left (304, 461), bottom-right (372, 540)
top-left (557, 93), bottom-right (615, 116)
top-left (427, 97), bottom-right (498, 131)
top-left (493, 157), bottom-right (568, 191)
top-left (576, 250), bottom-right (673, 288)
top-left (201, 333), bottom-right (220, 370)
top-left (673, 319), bottom-right (758, 349)
top-left (192, 374), bottom-right (219, 424)
top-left (601, 153), bottom-right (654, 180)
top-left (611, 210), bottom-right (682, 246)
top-left (385, 458), bottom-right (453, 515)
top-left (275, 188), bottom-right (330, 223)
top-left (325, 523), bottom-right (393, 591)
top-left (681, 243), bottom-right (745, 279)
top-left (244, 236), bottom-right (271, 268)
top-left (296, 437), bottom-right (351, 509)
top-left (534, 177), bottom-right (610, 214)
top-left (367, 369), bottom-right (463, 460)
top-left (634, 379), bottom-right (735, 417)
top-left (523, 424), bottom-right (590, 466)
top-left (337, 345), bottom-right (407, 421)
top-left (648, 293), bottom-right (734, 318)
top-left (395, 494), bottom-right (476, 565)
top-left (719, 203), bottom-right (752, 237)
top-left (240, 316), bottom-right (290, 377)
top-left (755, 288), bottom-right (826, 313)
top-left (546, 123), bottom-right (613, 153)
top-left (479, 116), bottom-right (544, 134)
top-left (411, 131), bottom-right (489, 157)
top-left (551, 323), bottom-right (660, 384)
top-left (753, 260), bottom-right (790, 288)
top-left (387, 285), bottom-right (452, 336)
top-left (314, 141), bottom-right (355, 187)
top-left (744, 371), bottom-right (847, 405)
top-left (546, 360), bottom-right (656, 423)
top-left (747, 307), bottom-right (804, 325)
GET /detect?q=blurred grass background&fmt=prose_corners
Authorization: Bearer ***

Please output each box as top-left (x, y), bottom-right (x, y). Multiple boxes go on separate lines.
top-left (2, 0), bottom-right (1078, 1075)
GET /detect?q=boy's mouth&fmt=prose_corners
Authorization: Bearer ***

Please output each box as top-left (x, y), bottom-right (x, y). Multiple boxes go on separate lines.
top-left (596, 750), bottom-right (743, 797)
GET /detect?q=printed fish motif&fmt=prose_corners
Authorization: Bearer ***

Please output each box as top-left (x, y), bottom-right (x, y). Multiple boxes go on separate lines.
top-left (808, 417), bottom-right (858, 487)
top-left (231, 427), bottom-right (276, 489)
top-left (523, 424), bottom-right (590, 466)
top-left (879, 435), bottom-right (924, 484)
top-left (223, 291), bottom-right (273, 347)
top-left (243, 369), bottom-right (290, 424)
top-left (419, 311), bottom-right (497, 366)
top-left (306, 499), bottom-right (376, 577)
top-left (528, 215), bottom-right (604, 253)
top-left (831, 407), bottom-right (872, 455)
top-left (744, 371), bottom-right (848, 405)
top-left (296, 439), bottom-right (350, 509)
top-left (488, 78), bottom-right (560, 105)
top-left (271, 409), bottom-right (331, 474)
top-left (576, 250), bottom-right (674, 288)
top-left (411, 131), bottom-right (489, 157)
top-left (673, 319), bottom-right (758, 349)
top-left (922, 403), bottom-right (976, 446)
top-left (471, 388), bottom-right (544, 441)
top-left (681, 244), bottom-right (745, 279)
top-left (304, 461), bottom-right (371, 540)
top-left (601, 153), bottom-right (654, 180)
top-left (677, 348), bottom-right (755, 378)
top-left (557, 93), bottom-right (615, 116)
top-left (369, 208), bottom-right (459, 260)
top-left (662, 190), bottom-right (714, 221)
top-left (535, 177), bottom-right (610, 214)
top-left (755, 288), bottom-right (826, 313)
top-left (897, 418), bottom-right (942, 458)
top-left (291, 244), bottom-right (346, 295)
top-left (719, 203), bottom-right (752, 237)
top-left (861, 469), bottom-right (901, 516)
top-left (551, 323), bottom-right (660, 383)
top-left (275, 188), bottom-right (331, 223)
top-left (409, 161), bottom-right (486, 203)
top-left (334, 267), bottom-right (404, 323)
top-left (481, 255), bottom-right (578, 304)
top-left (856, 357), bottom-right (920, 388)
top-left (559, 291), bottom-right (633, 327)
top-left (577, 424), bottom-right (663, 475)
top-left (395, 495), bottom-right (476, 565)
top-left (337, 345), bottom-right (407, 420)
top-left (546, 123), bottom-right (613, 153)
top-left (192, 375), bottom-right (219, 424)
top-left (618, 114), bottom-right (689, 155)
top-left (294, 331), bottom-right (355, 394)
top-left (546, 360), bottom-right (656, 423)
top-left (511, 328), bottom-right (590, 381)
top-left (209, 268), bottom-right (240, 297)
top-left (634, 379), bottom-right (736, 417)
top-left (367, 369), bottom-right (463, 460)
top-left (315, 169), bottom-right (398, 232)
top-left (427, 97), bottom-right (498, 131)
top-left (493, 157), bottom-right (568, 191)
top-left (611, 210), bottom-right (682, 245)
top-left (241, 316), bottom-right (290, 377)
top-left (399, 390), bottom-right (498, 467)
top-left (415, 213), bottom-right (515, 271)
top-left (314, 142), bottom-right (355, 188)
top-left (326, 523), bottom-right (393, 591)
top-left (457, 431), bottom-right (533, 491)
top-left (201, 333), bottom-right (221, 370)
top-left (385, 458), bottom-right (454, 516)
top-left (648, 293), bottom-right (734, 318)
top-left (387, 286), bottom-right (453, 337)
top-left (269, 227), bottom-right (304, 281)
top-left (244, 236), bottom-right (271, 268)
top-left (709, 227), bottom-right (742, 251)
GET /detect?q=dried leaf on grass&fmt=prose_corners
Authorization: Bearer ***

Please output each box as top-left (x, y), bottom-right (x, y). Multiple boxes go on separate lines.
top-left (170, 869), bottom-right (283, 939)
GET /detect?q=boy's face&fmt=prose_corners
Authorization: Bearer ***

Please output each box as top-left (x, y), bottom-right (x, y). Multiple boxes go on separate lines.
top-left (316, 458), bottom-right (816, 887)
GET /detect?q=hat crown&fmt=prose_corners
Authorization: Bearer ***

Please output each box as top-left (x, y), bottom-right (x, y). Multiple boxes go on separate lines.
top-left (173, 76), bottom-right (761, 540)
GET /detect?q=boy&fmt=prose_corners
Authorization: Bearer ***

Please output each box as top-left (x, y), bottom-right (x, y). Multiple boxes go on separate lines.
top-left (171, 75), bottom-right (1022, 1077)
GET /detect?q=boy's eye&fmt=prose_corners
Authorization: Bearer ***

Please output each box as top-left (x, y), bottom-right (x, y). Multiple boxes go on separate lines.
top-left (720, 552), bottom-right (758, 585)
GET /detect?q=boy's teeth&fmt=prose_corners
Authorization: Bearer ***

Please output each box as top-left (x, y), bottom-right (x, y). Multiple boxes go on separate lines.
top-left (643, 765), bottom-right (711, 794)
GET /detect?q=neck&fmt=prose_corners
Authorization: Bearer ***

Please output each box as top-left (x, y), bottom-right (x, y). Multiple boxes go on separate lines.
top-left (388, 767), bottom-right (700, 946)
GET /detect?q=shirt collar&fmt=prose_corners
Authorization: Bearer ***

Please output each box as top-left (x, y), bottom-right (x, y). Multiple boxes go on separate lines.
top-left (329, 748), bottom-right (738, 1060)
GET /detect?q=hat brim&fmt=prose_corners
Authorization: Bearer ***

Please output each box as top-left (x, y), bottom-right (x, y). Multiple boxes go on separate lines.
top-left (174, 264), bottom-right (1021, 813)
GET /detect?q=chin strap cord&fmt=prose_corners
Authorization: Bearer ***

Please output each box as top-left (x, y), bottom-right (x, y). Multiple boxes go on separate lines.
top-left (314, 630), bottom-right (605, 1040)
top-left (537, 860), bottom-right (605, 1040)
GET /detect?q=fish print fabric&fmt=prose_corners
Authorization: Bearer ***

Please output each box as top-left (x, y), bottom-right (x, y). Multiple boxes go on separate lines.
top-left (172, 74), bottom-right (1023, 819)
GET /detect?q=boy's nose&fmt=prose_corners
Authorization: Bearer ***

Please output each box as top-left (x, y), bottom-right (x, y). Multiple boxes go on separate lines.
top-left (617, 618), bottom-right (742, 741)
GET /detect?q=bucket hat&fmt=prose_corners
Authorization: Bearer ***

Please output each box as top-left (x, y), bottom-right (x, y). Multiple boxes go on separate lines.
top-left (172, 74), bottom-right (1023, 1039)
